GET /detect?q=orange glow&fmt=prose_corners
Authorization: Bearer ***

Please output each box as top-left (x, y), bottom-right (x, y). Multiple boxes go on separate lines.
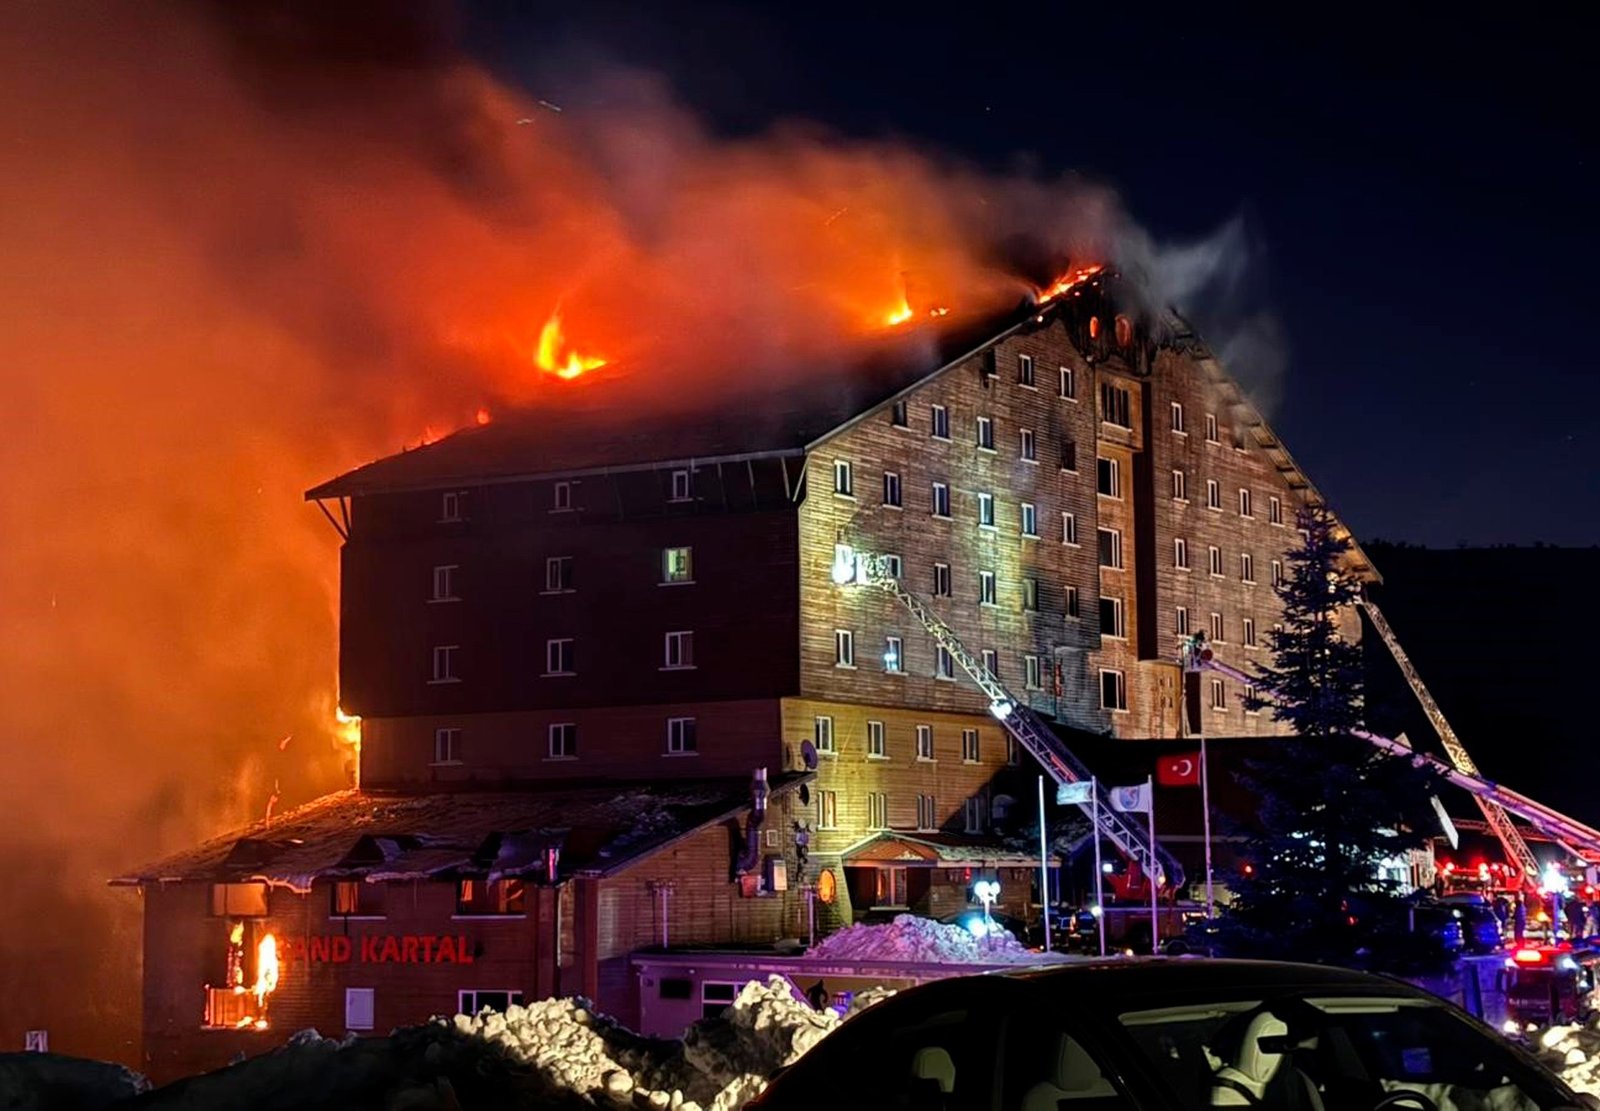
top-left (535, 311), bottom-right (608, 380)
top-left (335, 706), bottom-right (361, 757)
top-left (884, 297), bottom-right (915, 327)
top-left (1037, 264), bottom-right (1105, 305)
top-left (475, 407), bottom-right (492, 426)
top-left (252, 933), bottom-right (279, 1012)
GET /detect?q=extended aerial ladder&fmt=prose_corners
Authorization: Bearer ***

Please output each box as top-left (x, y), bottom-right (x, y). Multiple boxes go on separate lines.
top-left (830, 545), bottom-right (1185, 889)
top-left (1180, 630), bottom-right (1600, 878)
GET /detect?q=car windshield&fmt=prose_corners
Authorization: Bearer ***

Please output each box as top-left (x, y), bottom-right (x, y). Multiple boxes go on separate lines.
top-left (1116, 993), bottom-right (1571, 1111)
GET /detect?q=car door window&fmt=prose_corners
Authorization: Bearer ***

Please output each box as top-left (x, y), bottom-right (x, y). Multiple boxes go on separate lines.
top-left (1003, 1019), bottom-right (1131, 1111)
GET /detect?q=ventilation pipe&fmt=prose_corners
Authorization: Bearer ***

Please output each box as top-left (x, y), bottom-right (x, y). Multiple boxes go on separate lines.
top-left (736, 768), bottom-right (770, 874)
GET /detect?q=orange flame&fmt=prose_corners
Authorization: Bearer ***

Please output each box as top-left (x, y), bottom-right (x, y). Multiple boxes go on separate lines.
top-left (535, 310), bottom-right (607, 380)
top-left (475, 407), bottom-right (492, 426)
top-left (252, 933), bottom-right (279, 1012)
top-left (1036, 264), bottom-right (1104, 305)
top-left (335, 705), bottom-right (361, 756)
top-left (883, 297), bottom-right (914, 327)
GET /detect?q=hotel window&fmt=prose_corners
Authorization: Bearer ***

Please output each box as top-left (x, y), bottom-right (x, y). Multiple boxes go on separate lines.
top-left (1206, 479), bottom-right (1221, 510)
top-left (1269, 496), bottom-right (1284, 525)
top-left (1066, 585), bottom-right (1081, 618)
top-left (440, 490), bottom-right (463, 523)
top-left (1100, 382), bottom-right (1131, 428)
top-left (1100, 596), bottom-right (1125, 639)
top-left (1097, 457), bottom-right (1121, 498)
top-left (931, 482), bottom-right (951, 518)
top-left (1175, 537), bottom-right (1190, 569)
top-left (1059, 365), bottom-right (1076, 399)
top-left (666, 716), bottom-right (697, 754)
top-left (1271, 559), bottom-right (1284, 587)
top-left (978, 491), bottom-right (996, 528)
top-left (931, 404), bottom-right (950, 439)
top-left (663, 630), bottom-right (694, 669)
top-left (867, 719), bottom-right (886, 758)
top-left (964, 796), bottom-right (987, 834)
top-left (548, 722), bottom-right (577, 759)
top-left (874, 866), bottom-right (908, 907)
top-left (544, 555), bottom-right (574, 593)
top-left (332, 881), bottom-right (384, 918)
top-left (433, 726), bottom-right (462, 765)
top-left (1239, 488), bottom-right (1254, 517)
top-left (976, 416), bottom-right (995, 451)
top-left (833, 459), bottom-right (853, 497)
top-left (1062, 512), bottom-right (1079, 545)
top-left (430, 645), bottom-right (459, 684)
top-left (1100, 669), bottom-right (1127, 711)
top-left (1243, 617), bottom-right (1258, 648)
top-left (1240, 553), bottom-right (1255, 583)
top-left (981, 649), bottom-right (999, 679)
top-left (868, 793), bottom-right (889, 831)
top-left (1211, 678), bottom-right (1227, 710)
top-left (1097, 528), bottom-right (1122, 569)
top-left (817, 790), bottom-right (838, 829)
top-left (1175, 606), bottom-right (1190, 636)
top-left (1208, 545), bottom-right (1223, 577)
top-left (979, 571), bottom-right (997, 605)
top-left (545, 638), bottom-right (575, 675)
top-left (1171, 401), bottom-right (1186, 434)
top-left (916, 794), bottom-right (937, 831)
top-left (431, 564), bottom-right (459, 603)
top-left (662, 546), bottom-right (693, 584)
top-left (456, 878), bottom-right (526, 916)
top-left (916, 724), bottom-right (934, 761)
top-left (670, 469), bottom-right (692, 502)
top-left (933, 562), bottom-right (952, 597)
top-left (1024, 654), bottom-right (1043, 690)
top-left (345, 988), bottom-right (376, 1031)
top-left (1061, 438), bottom-right (1078, 472)
top-left (883, 553), bottom-right (903, 579)
top-left (1018, 353), bottom-right (1035, 386)
top-left (935, 645), bottom-right (955, 680)
top-left (1022, 577), bottom-right (1039, 612)
top-left (1021, 502), bottom-right (1038, 537)
top-left (884, 635), bottom-right (904, 674)
top-left (1172, 469), bottom-right (1187, 501)
top-left (834, 629), bottom-right (855, 668)
top-left (458, 989), bottom-right (525, 1015)
top-left (883, 471), bottom-right (903, 508)
top-left (1209, 612), bottom-right (1225, 642)
top-left (1020, 428), bottom-right (1037, 461)
top-left (1205, 412), bottom-right (1219, 443)
top-left (553, 481), bottom-right (573, 511)
top-left (891, 399), bottom-right (909, 427)
top-left (953, 726), bottom-right (979, 762)
top-left (814, 715), bottom-right (836, 755)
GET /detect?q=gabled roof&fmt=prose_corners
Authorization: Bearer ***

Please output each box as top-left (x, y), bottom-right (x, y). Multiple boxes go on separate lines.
top-left (111, 776), bottom-right (808, 891)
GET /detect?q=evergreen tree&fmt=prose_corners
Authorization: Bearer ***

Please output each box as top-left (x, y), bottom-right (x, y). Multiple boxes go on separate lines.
top-left (1213, 506), bottom-right (1448, 972)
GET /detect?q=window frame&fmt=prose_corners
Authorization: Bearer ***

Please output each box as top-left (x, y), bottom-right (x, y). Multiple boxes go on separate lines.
top-left (1171, 401), bottom-right (1186, 434)
top-left (669, 469), bottom-right (692, 503)
top-left (1059, 365), bottom-right (1077, 400)
top-left (976, 416), bottom-right (996, 452)
top-left (834, 629), bottom-right (856, 669)
top-left (1100, 669), bottom-right (1128, 712)
top-left (883, 470), bottom-right (903, 508)
top-left (961, 728), bottom-right (980, 764)
top-left (934, 645), bottom-right (956, 681)
top-left (1208, 545), bottom-right (1223, 577)
top-left (1175, 537), bottom-right (1190, 570)
top-left (552, 481), bottom-right (573, 512)
top-left (1097, 527), bottom-right (1123, 569)
top-left (430, 564), bottom-right (459, 603)
top-left (439, 490), bottom-right (463, 523)
top-left (543, 555), bottom-right (574, 594)
top-left (1024, 654), bottom-right (1043, 690)
top-left (978, 570), bottom-right (997, 606)
top-left (931, 481), bottom-right (951, 519)
top-left (1096, 456), bottom-right (1122, 499)
top-left (547, 722), bottom-right (577, 760)
top-left (1017, 352), bottom-right (1035, 387)
top-left (1171, 468), bottom-right (1187, 501)
top-left (429, 644), bottom-right (460, 684)
top-left (1062, 511), bottom-right (1079, 546)
top-left (1020, 501), bottom-right (1038, 537)
top-left (1175, 605), bottom-right (1190, 636)
top-left (661, 546), bottom-right (694, 585)
top-left (833, 459), bottom-right (854, 498)
top-left (977, 491), bottom-right (996, 528)
top-left (1100, 595), bottom-right (1126, 639)
top-left (1019, 427), bottom-right (1037, 462)
top-left (867, 719), bottom-right (887, 759)
top-left (814, 715), bottom-right (836, 755)
top-left (432, 726), bottom-right (462, 766)
top-left (663, 630), bottom-right (695, 670)
top-left (544, 637), bottom-right (575, 676)
top-left (884, 635), bottom-right (904, 674)
top-left (915, 723), bottom-right (934, 761)
top-left (933, 562), bottom-right (952, 597)
top-left (930, 404), bottom-right (950, 440)
top-left (665, 716), bottom-right (698, 755)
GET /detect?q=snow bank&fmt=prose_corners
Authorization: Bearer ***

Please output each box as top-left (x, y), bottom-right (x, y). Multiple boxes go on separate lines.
top-left (808, 913), bottom-right (1069, 964)
top-left (1523, 1017), bottom-right (1600, 1097)
top-left (0, 1053), bottom-right (147, 1111)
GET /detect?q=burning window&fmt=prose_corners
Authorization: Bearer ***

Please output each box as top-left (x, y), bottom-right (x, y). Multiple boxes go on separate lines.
top-left (1059, 366), bottom-right (1076, 400)
top-left (433, 727), bottom-right (461, 765)
top-left (664, 630), bottom-right (694, 669)
top-left (976, 416), bottom-right (995, 451)
top-left (210, 883), bottom-right (268, 917)
top-left (931, 482), bottom-right (951, 518)
top-left (814, 715), bottom-right (836, 753)
top-left (1024, 654), bottom-right (1043, 690)
top-left (430, 564), bottom-right (459, 603)
top-left (1097, 528), bottom-right (1122, 569)
top-left (662, 546), bottom-right (693, 584)
top-left (204, 919), bottom-right (278, 1030)
top-left (669, 470), bottom-right (692, 503)
top-left (544, 556), bottom-right (574, 593)
top-left (429, 645), bottom-right (459, 684)
top-left (1115, 315), bottom-right (1133, 346)
top-left (331, 881), bottom-right (385, 918)
top-left (930, 404), bottom-right (950, 440)
top-left (1100, 596), bottom-right (1126, 639)
top-left (978, 571), bottom-right (997, 605)
top-left (1174, 538), bottom-right (1189, 569)
top-left (1062, 512), bottom-right (1078, 545)
top-left (1100, 670), bottom-right (1127, 712)
top-left (456, 878), bottom-right (526, 916)
top-left (666, 716), bottom-right (697, 754)
top-left (916, 724), bottom-right (934, 760)
top-left (544, 638), bottom-right (575, 676)
top-left (962, 729), bottom-right (980, 763)
top-left (884, 636), bottom-right (903, 674)
top-left (1175, 606), bottom-right (1190, 636)
top-left (1099, 383), bottom-right (1131, 428)
top-left (1089, 316), bottom-right (1101, 340)
top-left (874, 866), bottom-right (907, 905)
top-left (548, 722), bottom-right (577, 759)
top-left (1020, 502), bottom-right (1037, 537)
top-left (1018, 354), bottom-right (1035, 387)
top-left (883, 471), bottom-right (902, 508)
top-left (867, 720), bottom-right (886, 758)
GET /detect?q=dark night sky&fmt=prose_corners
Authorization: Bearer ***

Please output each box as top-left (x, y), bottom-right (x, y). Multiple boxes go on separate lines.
top-left (460, 2), bottom-right (1598, 548)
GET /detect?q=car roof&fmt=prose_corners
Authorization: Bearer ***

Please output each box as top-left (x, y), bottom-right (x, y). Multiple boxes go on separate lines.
top-left (994, 958), bottom-right (1430, 1004)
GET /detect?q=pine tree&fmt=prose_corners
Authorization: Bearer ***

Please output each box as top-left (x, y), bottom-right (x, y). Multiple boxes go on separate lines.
top-left (1214, 506), bottom-right (1448, 972)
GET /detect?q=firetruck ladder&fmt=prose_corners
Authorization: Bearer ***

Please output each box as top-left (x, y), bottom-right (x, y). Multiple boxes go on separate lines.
top-left (1180, 636), bottom-right (1600, 871)
top-left (1357, 597), bottom-right (1543, 893)
top-left (832, 547), bottom-right (1185, 889)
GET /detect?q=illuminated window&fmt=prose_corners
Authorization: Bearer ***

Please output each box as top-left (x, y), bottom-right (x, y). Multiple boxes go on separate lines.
top-left (867, 720), bottom-right (886, 758)
top-left (1175, 606), bottom-right (1189, 636)
top-left (916, 724), bottom-right (934, 760)
top-left (332, 881), bottom-right (384, 918)
top-left (666, 716), bottom-right (697, 754)
top-left (1097, 528), bottom-right (1122, 569)
top-left (440, 491), bottom-right (464, 523)
top-left (1018, 353), bottom-right (1035, 386)
top-left (1100, 669), bottom-right (1127, 712)
top-left (833, 460), bottom-right (853, 497)
top-left (209, 883), bottom-right (268, 917)
top-left (1097, 457), bottom-right (1121, 499)
top-left (930, 404), bottom-right (950, 439)
top-left (457, 878), bottom-right (525, 916)
top-left (1020, 427), bottom-right (1037, 461)
top-left (553, 481), bottom-right (573, 511)
top-left (1172, 469), bottom-right (1187, 501)
top-left (884, 636), bottom-right (904, 674)
top-left (931, 482), bottom-right (951, 518)
top-left (1100, 596), bottom-right (1125, 639)
top-left (1062, 512), bottom-right (1079, 545)
top-left (978, 571), bottom-right (997, 605)
top-left (1205, 413), bottom-right (1219, 443)
top-left (1021, 502), bottom-right (1038, 537)
top-left (883, 471), bottom-right (902, 507)
top-left (544, 556), bottom-right (573, 593)
top-left (1059, 365), bottom-right (1076, 399)
top-left (1022, 577), bottom-right (1039, 612)
top-left (874, 865), bottom-right (908, 905)
top-left (978, 491), bottom-right (996, 527)
top-left (976, 416), bottom-right (995, 451)
top-left (669, 469), bottom-right (692, 503)
top-left (544, 638), bottom-right (575, 675)
top-left (1174, 537), bottom-right (1190, 569)
top-left (663, 630), bottom-right (694, 669)
top-left (814, 715), bottom-right (835, 754)
top-left (433, 727), bottom-right (462, 764)
top-left (1239, 488), bottom-right (1254, 517)
top-left (834, 630), bottom-right (855, 668)
top-left (548, 722), bottom-right (577, 759)
top-left (1115, 314), bottom-right (1133, 346)
top-left (1099, 383), bottom-right (1131, 428)
top-left (933, 562), bottom-right (952, 597)
top-left (1025, 654), bottom-right (1043, 690)
top-left (430, 645), bottom-right (459, 684)
top-left (818, 789), bottom-right (838, 830)
top-left (1171, 402), bottom-right (1186, 434)
top-left (1211, 678), bottom-right (1227, 711)
top-left (868, 793), bottom-right (889, 830)
top-left (935, 646), bottom-right (955, 680)
top-left (662, 546), bottom-right (693, 584)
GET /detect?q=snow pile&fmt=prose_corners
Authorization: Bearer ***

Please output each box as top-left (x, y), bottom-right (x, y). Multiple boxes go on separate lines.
top-left (1523, 1018), bottom-right (1600, 1097)
top-left (808, 913), bottom-right (1067, 963)
top-left (0, 1053), bottom-right (148, 1111)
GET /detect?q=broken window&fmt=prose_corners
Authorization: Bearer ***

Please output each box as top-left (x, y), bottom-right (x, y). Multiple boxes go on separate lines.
top-left (456, 878), bottom-right (526, 916)
top-left (210, 883), bottom-right (268, 918)
top-left (331, 881), bottom-right (385, 918)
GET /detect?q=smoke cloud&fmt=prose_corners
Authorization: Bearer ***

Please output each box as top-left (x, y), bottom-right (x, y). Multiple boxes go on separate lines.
top-left (0, 1), bottom-right (1263, 1058)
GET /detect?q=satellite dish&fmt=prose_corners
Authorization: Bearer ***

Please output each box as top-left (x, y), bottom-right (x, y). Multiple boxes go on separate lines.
top-left (800, 740), bottom-right (819, 770)
top-left (798, 784), bottom-right (811, 806)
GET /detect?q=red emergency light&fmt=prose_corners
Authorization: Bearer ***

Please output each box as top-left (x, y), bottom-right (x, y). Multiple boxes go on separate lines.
top-left (1512, 948), bottom-right (1548, 965)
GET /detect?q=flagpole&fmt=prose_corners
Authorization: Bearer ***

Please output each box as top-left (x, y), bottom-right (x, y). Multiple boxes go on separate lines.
top-left (1201, 736), bottom-right (1215, 922)
top-left (1092, 777), bottom-right (1106, 957)
top-left (1038, 775), bottom-right (1052, 952)
top-left (1147, 775), bottom-right (1160, 956)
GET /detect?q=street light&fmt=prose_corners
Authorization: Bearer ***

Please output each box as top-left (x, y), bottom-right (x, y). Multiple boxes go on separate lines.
top-left (974, 878), bottom-right (1002, 940)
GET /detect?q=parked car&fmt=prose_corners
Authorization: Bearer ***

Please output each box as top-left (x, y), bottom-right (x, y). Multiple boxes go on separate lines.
top-left (751, 959), bottom-right (1590, 1111)
top-left (1441, 892), bottom-right (1508, 954)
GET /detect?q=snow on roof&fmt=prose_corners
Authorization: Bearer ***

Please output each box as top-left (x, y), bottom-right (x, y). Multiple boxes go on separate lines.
top-left (841, 831), bottom-right (1059, 866)
top-left (111, 777), bottom-right (808, 892)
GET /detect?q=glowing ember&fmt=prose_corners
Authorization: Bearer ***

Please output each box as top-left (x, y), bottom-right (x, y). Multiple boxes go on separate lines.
top-left (535, 310), bottom-right (607, 380)
top-left (475, 407), bottom-right (492, 426)
top-left (1035, 264), bottom-right (1104, 305)
top-left (884, 298), bottom-right (914, 327)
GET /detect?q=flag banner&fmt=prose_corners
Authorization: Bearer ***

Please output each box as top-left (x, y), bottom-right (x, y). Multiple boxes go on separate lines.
top-left (1056, 781), bottom-right (1094, 806)
top-left (1156, 752), bottom-right (1202, 787)
top-left (1109, 784), bottom-right (1151, 813)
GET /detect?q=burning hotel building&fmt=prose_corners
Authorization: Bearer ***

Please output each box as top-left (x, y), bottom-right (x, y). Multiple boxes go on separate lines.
top-left (117, 272), bottom-right (1368, 1078)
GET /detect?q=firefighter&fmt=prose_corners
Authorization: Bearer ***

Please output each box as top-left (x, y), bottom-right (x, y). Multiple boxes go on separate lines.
top-left (1568, 897), bottom-right (1587, 941)
top-left (1514, 895), bottom-right (1528, 944)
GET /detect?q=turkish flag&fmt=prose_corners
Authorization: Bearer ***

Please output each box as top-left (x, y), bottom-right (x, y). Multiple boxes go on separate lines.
top-left (1156, 752), bottom-right (1202, 787)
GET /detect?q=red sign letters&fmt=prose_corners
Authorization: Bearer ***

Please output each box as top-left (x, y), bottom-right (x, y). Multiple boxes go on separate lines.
top-left (280, 935), bottom-right (476, 965)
